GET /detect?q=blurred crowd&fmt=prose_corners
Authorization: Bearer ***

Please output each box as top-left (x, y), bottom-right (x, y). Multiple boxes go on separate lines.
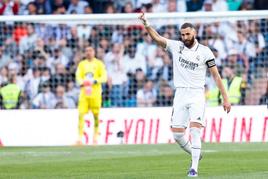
top-left (0, 0), bottom-right (267, 15)
top-left (0, 0), bottom-right (267, 109)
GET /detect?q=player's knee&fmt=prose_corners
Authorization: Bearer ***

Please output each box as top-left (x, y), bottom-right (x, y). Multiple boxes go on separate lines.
top-left (173, 132), bottom-right (187, 147)
top-left (173, 132), bottom-right (184, 141)
top-left (170, 127), bottom-right (185, 133)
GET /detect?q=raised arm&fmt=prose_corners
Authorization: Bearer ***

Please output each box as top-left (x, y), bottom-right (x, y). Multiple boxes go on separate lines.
top-left (209, 66), bottom-right (231, 113)
top-left (139, 12), bottom-right (167, 49)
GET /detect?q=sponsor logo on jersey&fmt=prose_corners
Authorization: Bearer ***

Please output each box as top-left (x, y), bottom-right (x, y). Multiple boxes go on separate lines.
top-left (178, 56), bottom-right (199, 70)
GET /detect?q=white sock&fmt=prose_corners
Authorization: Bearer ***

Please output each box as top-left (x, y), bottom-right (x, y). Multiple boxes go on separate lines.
top-left (173, 132), bottom-right (192, 155)
top-left (190, 127), bottom-right (201, 172)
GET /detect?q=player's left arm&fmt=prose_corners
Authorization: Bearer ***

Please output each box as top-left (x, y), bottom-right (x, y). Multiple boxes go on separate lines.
top-left (209, 65), bottom-right (231, 113)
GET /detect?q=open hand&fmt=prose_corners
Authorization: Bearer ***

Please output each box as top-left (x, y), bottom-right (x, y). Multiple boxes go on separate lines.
top-left (139, 12), bottom-right (148, 26)
top-left (223, 100), bottom-right (231, 113)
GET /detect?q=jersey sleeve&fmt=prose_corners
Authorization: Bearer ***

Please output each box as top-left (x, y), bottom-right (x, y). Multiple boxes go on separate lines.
top-left (164, 39), bottom-right (182, 53)
top-left (204, 47), bottom-right (216, 68)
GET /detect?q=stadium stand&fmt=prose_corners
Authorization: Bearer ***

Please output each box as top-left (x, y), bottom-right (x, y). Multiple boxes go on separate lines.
top-left (0, 0), bottom-right (267, 109)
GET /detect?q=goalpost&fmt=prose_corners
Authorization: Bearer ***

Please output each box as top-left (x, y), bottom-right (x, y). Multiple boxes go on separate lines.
top-left (0, 10), bottom-right (267, 108)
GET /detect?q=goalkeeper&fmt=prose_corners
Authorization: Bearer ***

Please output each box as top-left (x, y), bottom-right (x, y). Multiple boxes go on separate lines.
top-left (75, 46), bottom-right (107, 145)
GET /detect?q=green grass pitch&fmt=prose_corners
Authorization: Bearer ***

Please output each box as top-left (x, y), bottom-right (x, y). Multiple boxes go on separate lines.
top-left (0, 143), bottom-right (268, 179)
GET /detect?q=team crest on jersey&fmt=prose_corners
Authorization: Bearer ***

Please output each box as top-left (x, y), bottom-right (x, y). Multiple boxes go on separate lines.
top-left (196, 55), bottom-right (200, 61)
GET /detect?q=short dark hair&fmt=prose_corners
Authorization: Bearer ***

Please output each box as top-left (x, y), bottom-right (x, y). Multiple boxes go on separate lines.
top-left (180, 23), bottom-right (196, 30)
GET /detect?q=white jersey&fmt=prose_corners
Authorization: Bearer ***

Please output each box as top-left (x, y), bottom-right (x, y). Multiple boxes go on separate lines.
top-left (165, 39), bottom-right (215, 89)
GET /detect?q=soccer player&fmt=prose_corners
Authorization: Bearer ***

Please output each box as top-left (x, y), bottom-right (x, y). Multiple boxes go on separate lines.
top-left (139, 12), bottom-right (231, 177)
top-left (76, 46), bottom-right (107, 145)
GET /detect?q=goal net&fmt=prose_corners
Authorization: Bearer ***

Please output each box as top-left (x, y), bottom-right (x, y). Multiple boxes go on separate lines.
top-left (0, 11), bottom-right (267, 109)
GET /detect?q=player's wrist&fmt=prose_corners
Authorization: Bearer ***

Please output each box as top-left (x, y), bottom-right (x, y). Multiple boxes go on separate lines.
top-left (143, 20), bottom-right (150, 28)
top-left (223, 98), bottom-right (229, 103)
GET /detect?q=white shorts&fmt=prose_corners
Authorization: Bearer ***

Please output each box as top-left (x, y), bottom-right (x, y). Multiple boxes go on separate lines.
top-left (171, 87), bottom-right (206, 128)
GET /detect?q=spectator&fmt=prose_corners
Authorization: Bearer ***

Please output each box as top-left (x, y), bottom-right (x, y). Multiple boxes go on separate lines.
top-left (51, 0), bottom-right (69, 13)
top-left (58, 38), bottom-right (73, 61)
top-left (141, 3), bottom-right (153, 12)
top-left (147, 46), bottom-right (164, 81)
top-left (0, 74), bottom-right (22, 109)
top-left (187, 0), bottom-right (204, 12)
top-left (35, 25), bottom-right (52, 43)
top-left (19, 24), bottom-right (38, 54)
top-left (122, 1), bottom-right (134, 13)
top-left (34, 38), bottom-right (49, 59)
top-left (77, 24), bottom-right (92, 40)
top-left (152, 0), bottom-right (167, 12)
top-left (49, 63), bottom-right (71, 92)
top-left (32, 81), bottom-right (56, 109)
top-left (204, 23), bottom-right (228, 60)
top-left (65, 81), bottom-right (79, 105)
top-left (155, 52), bottom-right (173, 86)
top-left (105, 2), bottom-right (116, 13)
top-left (155, 82), bottom-right (174, 106)
top-left (0, 47), bottom-right (11, 69)
top-left (53, 4), bottom-right (67, 14)
top-left (221, 66), bottom-right (246, 105)
top-left (123, 43), bottom-right (147, 76)
top-left (84, 5), bottom-right (93, 14)
top-left (0, 67), bottom-right (8, 86)
top-left (47, 48), bottom-right (69, 74)
top-left (202, 0), bottom-right (228, 11)
top-left (167, 0), bottom-right (178, 12)
top-left (223, 48), bottom-right (246, 77)
top-left (135, 0), bottom-right (153, 9)
top-left (67, 0), bottom-right (89, 14)
top-left (0, 0), bottom-right (19, 15)
top-left (67, 26), bottom-right (79, 50)
top-left (53, 84), bottom-right (76, 108)
top-left (248, 20), bottom-right (266, 68)
top-left (96, 47), bottom-right (105, 60)
top-left (177, 0), bottom-right (187, 12)
top-left (124, 68), bottom-right (146, 107)
top-left (137, 31), bottom-right (157, 74)
top-left (111, 25), bottom-right (125, 44)
top-left (52, 24), bottom-right (69, 42)
top-left (137, 79), bottom-right (157, 107)
top-left (8, 62), bottom-right (25, 91)
top-left (23, 2), bottom-right (37, 15)
top-left (104, 43), bottom-right (127, 107)
top-left (201, 0), bottom-right (213, 11)
top-left (67, 50), bottom-right (82, 77)
top-left (235, 29), bottom-right (256, 84)
top-left (12, 22), bottom-right (28, 45)
top-left (227, 0), bottom-right (242, 11)
top-left (24, 67), bottom-right (42, 101)
top-left (40, 66), bottom-right (51, 83)
top-left (34, 0), bottom-right (52, 14)
top-left (239, 1), bottom-right (253, 11)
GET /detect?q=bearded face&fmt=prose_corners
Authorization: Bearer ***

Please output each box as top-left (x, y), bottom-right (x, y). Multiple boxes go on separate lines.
top-left (182, 35), bottom-right (195, 48)
top-left (180, 27), bottom-right (196, 48)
